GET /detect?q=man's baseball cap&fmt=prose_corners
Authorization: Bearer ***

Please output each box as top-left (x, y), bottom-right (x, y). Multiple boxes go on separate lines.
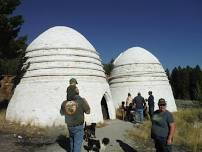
top-left (158, 98), bottom-right (166, 105)
top-left (69, 78), bottom-right (78, 84)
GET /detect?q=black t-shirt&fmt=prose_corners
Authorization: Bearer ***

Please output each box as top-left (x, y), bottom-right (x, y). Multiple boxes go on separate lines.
top-left (148, 95), bottom-right (154, 106)
top-left (133, 95), bottom-right (145, 109)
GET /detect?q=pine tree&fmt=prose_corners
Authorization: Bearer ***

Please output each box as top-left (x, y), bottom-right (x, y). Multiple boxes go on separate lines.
top-left (190, 65), bottom-right (202, 101)
top-left (170, 65), bottom-right (202, 102)
top-left (103, 58), bottom-right (114, 77)
top-left (0, 0), bottom-right (27, 75)
top-left (165, 68), bottom-right (170, 82)
top-left (170, 67), bottom-right (177, 98)
top-left (171, 67), bottom-right (182, 99)
top-left (180, 68), bottom-right (190, 99)
top-left (194, 82), bottom-right (202, 101)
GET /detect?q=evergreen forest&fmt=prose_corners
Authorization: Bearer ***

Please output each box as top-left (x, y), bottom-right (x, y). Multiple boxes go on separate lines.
top-left (167, 65), bottom-right (202, 102)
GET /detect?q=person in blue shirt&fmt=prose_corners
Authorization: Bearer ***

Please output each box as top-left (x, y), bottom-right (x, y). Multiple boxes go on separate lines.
top-left (132, 92), bottom-right (145, 123)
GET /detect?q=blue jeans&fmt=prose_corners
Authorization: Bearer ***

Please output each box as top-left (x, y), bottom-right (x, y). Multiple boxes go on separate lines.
top-left (68, 125), bottom-right (84, 152)
top-left (154, 136), bottom-right (172, 152)
top-left (136, 109), bottom-right (144, 123)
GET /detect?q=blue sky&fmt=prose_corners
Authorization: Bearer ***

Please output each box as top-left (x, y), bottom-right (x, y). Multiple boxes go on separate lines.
top-left (14, 0), bottom-right (202, 70)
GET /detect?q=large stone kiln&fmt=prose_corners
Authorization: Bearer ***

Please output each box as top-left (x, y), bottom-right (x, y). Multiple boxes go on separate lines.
top-left (110, 47), bottom-right (177, 112)
top-left (6, 26), bottom-right (115, 126)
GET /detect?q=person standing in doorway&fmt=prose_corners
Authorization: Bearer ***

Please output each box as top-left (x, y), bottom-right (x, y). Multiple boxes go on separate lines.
top-left (121, 101), bottom-right (126, 120)
top-left (151, 98), bottom-right (176, 152)
top-left (132, 92), bottom-right (145, 123)
top-left (148, 91), bottom-right (154, 119)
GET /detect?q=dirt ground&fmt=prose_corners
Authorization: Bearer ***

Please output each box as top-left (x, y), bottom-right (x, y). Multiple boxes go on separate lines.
top-left (0, 119), bottom-right (191, 152)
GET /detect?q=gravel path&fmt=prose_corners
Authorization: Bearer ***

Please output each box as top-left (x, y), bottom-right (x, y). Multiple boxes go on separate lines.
top-left (36, 119), bottom-right (140, 152)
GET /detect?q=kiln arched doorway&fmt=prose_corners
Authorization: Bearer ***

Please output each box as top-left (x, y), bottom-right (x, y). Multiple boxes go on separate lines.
top-left (101, 93), bottom-right (110, 120)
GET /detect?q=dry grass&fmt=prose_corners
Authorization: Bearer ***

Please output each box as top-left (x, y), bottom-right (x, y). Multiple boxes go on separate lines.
top-left (128, 108), bottom-right (202, 152)
top-left (116, 107), bottom-right (125, 120)
top-left (0, 108), bottom-right (106, 137)
top-left (174, 108), bottom-right (202, 152)
top-left (0, 109), bottom-right (46, 137)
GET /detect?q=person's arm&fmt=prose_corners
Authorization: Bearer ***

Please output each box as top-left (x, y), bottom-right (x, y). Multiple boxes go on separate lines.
top-left (83, 98), bottom-right (90, 114)
top-left (167, 122), bottom-right (176, 144)
top-left (60, 100), bottom-right (67, 115)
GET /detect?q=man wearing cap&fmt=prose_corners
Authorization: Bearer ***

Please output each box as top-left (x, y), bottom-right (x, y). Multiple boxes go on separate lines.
top-left (62, 78), bottom-right (90, 152)
top-left (151, 98), bottom-right (176, 152)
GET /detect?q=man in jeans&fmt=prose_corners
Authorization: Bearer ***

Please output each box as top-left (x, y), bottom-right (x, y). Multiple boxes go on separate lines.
top-left (62, 78), bottom-right (90, 152)
top-left (132, 92), bottom-right (145, 123)
top-left (151, 98), bottom-right (176, 152)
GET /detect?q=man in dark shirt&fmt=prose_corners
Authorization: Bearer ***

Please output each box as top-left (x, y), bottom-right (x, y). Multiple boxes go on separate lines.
top-left (148, 91), bottom-right (154, 119)
top-left (132, 92), bottom-right (145, 123)
top-left (62, 78), bottom-right (90, 152)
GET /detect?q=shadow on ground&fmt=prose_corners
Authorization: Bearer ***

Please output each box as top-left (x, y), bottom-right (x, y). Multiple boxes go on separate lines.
top-left (116, 139), bottom-right (137, 152)
top-left (56, 135), bottom-right (70, 152)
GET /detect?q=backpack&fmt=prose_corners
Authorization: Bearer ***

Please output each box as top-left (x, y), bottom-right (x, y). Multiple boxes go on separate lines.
top-left (63, 100), bottom-right (78, 115)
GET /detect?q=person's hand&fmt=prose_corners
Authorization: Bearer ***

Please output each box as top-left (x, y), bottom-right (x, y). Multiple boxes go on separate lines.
top-left (167, 138), bottom-right (172, 145)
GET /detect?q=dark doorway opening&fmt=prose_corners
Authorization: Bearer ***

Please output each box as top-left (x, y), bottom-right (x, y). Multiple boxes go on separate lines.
top-left (101, 96), bottom-right (109, 120)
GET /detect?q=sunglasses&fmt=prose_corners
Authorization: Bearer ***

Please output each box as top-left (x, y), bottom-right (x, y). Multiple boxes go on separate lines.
top-left (158, 104), bottom-right (166, 106)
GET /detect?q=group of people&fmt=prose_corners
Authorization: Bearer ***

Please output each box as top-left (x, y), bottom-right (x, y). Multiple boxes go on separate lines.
top-left (121, 91), bottom-right (176, 152)
top-left (62, 78), bottom-right (176, 152)
top-left (121, 91), bottom-right (154, 123)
